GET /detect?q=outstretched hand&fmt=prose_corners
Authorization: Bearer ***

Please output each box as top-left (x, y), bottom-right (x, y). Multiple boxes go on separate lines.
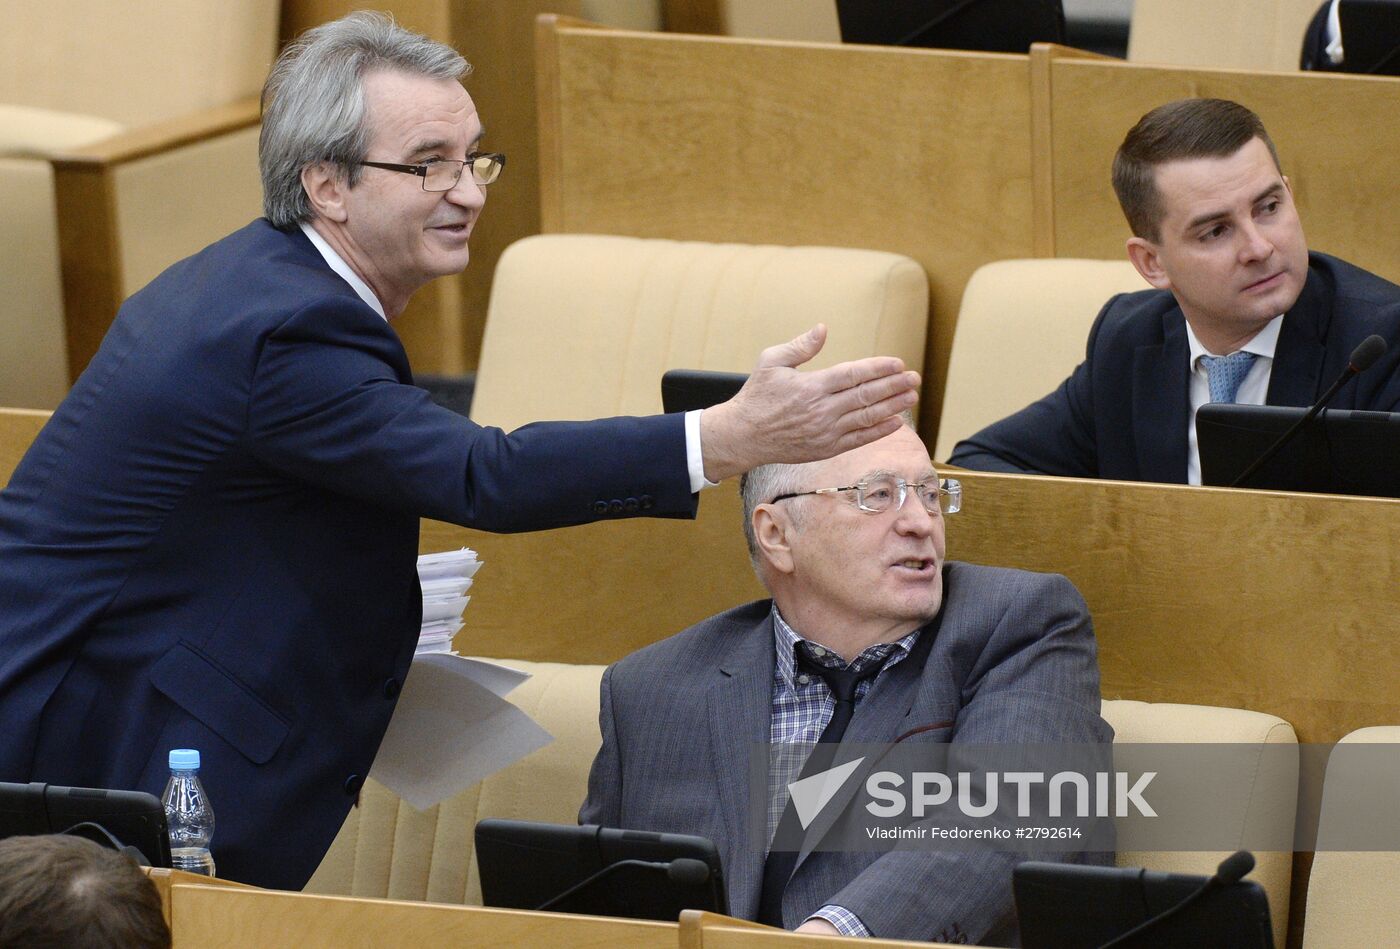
top-left (698, 325), bottom-right (921, 483)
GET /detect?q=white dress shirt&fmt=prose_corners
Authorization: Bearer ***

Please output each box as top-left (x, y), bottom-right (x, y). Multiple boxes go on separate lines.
top-left (298, 222), bottom-right (714, 492)
top-left (1185, 315), bottom-right (1283, 485)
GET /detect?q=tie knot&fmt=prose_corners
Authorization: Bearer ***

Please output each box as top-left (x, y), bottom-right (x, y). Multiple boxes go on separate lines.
top-left (1200, 351), bottom-right (1257, 403)
top-left (795, 644), bottom-right (883, 703)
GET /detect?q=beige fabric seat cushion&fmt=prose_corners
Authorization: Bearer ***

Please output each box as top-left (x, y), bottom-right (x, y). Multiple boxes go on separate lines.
top-left (470, 234), bottom-right (928, 432)
top-left (0, 158), bottom-right (70, 408)
top-left (306, 660), bottom-right (608, 904)
top-left (934, 258), bottom-right (1149, 462)
top-left (1128, 0), bottom-right (1323, 72)
top-left (1102, 700), bottom-right (1298, 949)
top-left (1303, 725), bottom-right (1400, 948)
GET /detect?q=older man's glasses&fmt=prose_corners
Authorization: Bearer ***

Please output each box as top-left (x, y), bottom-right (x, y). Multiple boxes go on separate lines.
top-left (356, 153), bottom-right (506, 191)
top-left (771, 477), bottom-right (962, 516)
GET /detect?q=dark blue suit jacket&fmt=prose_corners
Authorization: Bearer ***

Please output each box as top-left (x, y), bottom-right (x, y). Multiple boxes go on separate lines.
top-left (0, 220), bottom-right (697, 889)
top-left (949, 253), bottom-right (1400, 482)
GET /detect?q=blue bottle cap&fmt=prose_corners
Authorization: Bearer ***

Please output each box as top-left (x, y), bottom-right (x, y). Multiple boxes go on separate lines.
top-left (169, 748), bottom-right (201, 770)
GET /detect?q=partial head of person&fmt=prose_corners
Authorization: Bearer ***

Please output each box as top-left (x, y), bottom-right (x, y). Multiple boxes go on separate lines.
top-left (1112, 98), bottom-right (1309, 354)
top-left (260, 12), bottom-right (505, 317)
top-left (739, 417), bottom-right (959, 660)
top-left (0, 834), bottom-right (170, 949)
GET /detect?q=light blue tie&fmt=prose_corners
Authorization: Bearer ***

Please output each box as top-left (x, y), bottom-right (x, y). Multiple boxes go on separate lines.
top-left (1200, 351), bottom-right (1257, 403)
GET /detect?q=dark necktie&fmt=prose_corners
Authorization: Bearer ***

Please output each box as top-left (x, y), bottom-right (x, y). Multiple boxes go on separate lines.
top-left (757, 645), bottom-right (885, 927)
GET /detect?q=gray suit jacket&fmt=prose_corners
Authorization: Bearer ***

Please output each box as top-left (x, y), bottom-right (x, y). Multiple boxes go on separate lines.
top-left (581, 562), bottom-right (1112, 944)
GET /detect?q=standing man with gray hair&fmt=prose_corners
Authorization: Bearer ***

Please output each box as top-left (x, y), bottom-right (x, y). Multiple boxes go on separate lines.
top-left (0, 13), bottom-right (918, 890)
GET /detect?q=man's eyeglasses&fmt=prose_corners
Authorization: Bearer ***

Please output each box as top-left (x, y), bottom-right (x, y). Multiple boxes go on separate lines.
top-left (356, 153), bottom-right (506, 192)
top-left (770, 477), bottom-right (962, 516)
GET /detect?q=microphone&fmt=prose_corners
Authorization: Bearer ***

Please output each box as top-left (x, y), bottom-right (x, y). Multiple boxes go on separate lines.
top-left (533, 857), bottom-right (712, 913)
top-left (1098, 851), bottom-right (1255, 948)
top-left (1230, 334), bottom-right (1388, 488)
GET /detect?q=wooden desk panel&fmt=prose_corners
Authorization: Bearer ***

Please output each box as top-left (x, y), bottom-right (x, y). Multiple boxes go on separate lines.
top-left (170, 886), bottom-right (676, 948)
top-left (944, 471), bottom-right (1400, 746)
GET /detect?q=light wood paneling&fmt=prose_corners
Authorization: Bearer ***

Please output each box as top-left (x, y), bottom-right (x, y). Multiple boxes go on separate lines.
top-left (1047, 58), bottom-right (1400, 281)
top-left (537, 21), bottom-right (1036, 442)
top-left (427, 482), bottom-right (765, 666)
top-left (943, 471), bottom-right (1400, 747)
top-left (169, 886), bottom-right (676, 948)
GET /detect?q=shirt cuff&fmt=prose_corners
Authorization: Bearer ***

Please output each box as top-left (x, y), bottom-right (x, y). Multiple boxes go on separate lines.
top-left (808, 905), bottom-right (870, 937)
top-left (685, 409), bottom-right (719, 493)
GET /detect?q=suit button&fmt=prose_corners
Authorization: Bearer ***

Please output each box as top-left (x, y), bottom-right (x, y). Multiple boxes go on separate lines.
top-left (639, 494), bottom-right (654, 510)
top-left (344, 774), bottom-right (363, 796)
top-left (623, 497), bottom-right (639, 513)
top-left (383, 677), bottom-right (401, 699)
top-left (592, 500), bottom-right (608, 515)
top-left (608, 499), bottom-right (624, 515)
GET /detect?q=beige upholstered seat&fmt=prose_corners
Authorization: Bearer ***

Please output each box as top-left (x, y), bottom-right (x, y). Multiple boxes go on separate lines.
top-left (310, 662), bottom-right (1299, 949)
top-left (1303, 726), bottom-right (1400, 948)
top-left (1128, 0), bottom-right (1323, 72)
top-left (469, 235), bottom-right (928, 432)
top-left (934, 258), bottom-right (1149, 462)
top-left (306, 660), bottom-right (608, 904)
top-left (0, 2), bottom-right (277, 407)
top-left (1102, 700), bottom-right (1298, 949)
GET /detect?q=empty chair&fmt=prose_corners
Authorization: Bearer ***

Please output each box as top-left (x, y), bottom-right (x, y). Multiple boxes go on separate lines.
top-left (1303, 725), bottom-right (1400, 948)
top-left (1102, 699), bottom-right (1299, 949)
top-left (934, 258), bottom-right (1148, 462)
top-left (470, 234), bottom-right (928, 431)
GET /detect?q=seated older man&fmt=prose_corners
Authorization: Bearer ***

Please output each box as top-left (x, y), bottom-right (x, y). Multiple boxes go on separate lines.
top-left (582, 418), bottom-right (1112, 943)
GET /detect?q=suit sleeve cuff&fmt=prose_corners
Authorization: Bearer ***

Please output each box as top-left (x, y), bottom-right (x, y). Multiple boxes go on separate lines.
top-left (808, 905), bottom-right (870, 937)
top-left (685, 409), bottom-right (719, 493)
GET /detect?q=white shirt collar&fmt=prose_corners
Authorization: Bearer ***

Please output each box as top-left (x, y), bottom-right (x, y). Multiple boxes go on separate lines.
top-left (1185, 313), bottom-right (1284, 369)
top-left (298, 221), bottom-right (387, 321)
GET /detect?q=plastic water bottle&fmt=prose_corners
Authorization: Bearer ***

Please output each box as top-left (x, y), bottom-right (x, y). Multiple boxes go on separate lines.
top-left (161, 748), bottom-right (216, 876)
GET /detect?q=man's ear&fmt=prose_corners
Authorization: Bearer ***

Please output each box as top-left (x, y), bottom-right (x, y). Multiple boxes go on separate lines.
top-left (301, 161), bottom-right (350, 224)
top-left (753, 505), bottom-right (796, 576)
top-left (1126, 235), bottom-right (1171, 290)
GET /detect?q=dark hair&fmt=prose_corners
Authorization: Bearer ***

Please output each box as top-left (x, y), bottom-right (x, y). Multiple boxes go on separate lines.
top-left (1112, 98), bottom-right (1281, 241)
top-left (0, 835), bottom-right (170, 949)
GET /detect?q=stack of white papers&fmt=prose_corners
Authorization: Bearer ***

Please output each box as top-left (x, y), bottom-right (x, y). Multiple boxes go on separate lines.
top-left (414, 547), bottom-right (483, 656)
top-left (367, 547), bottom-right (555, 811)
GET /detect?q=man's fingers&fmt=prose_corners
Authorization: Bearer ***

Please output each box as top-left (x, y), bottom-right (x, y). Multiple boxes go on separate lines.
top-left (810, 355), bottom-right (913, 395)
top-left (829, 414), bottom-right (908, 455)
top-left (753, 324), bottom-right (827, 370)
top-left (815, 369), bottom-right (921, 417)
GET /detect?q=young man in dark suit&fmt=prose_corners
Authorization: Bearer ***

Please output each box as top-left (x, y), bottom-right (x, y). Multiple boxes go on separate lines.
top-left (951, 98), bottom-right (1400, 483)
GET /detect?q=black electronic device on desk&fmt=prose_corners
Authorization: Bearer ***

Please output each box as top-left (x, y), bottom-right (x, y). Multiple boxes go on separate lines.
top-left (660, 369), bottom-right (748, 414)
top-left (1197, 404), bottom-right (1400, 498)
top-left (475, 819), bottom-right (727, 921)
top-left (1340, 0), bottom-right (1400, 75)
top-left (0, 781), bottom-right (172, 867)
top-left (1014, 851), bottom-right (1272, 948)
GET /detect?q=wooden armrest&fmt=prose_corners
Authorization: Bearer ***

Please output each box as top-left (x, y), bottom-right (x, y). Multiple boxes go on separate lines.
top-left (50, 97), bottom-right (261, 169)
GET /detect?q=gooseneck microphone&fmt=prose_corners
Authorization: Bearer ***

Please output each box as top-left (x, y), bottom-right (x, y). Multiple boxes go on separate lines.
top-left (534, 857), bottom-right (712, 913)
top-left (1098, 850), bottom-right (1256, 948)
top-left (1230, 334), bottom-right (1388, 488)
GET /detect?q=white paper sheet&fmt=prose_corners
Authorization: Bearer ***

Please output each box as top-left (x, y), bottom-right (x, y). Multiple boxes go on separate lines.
top-left (368, 654), bottom-right (552, 811)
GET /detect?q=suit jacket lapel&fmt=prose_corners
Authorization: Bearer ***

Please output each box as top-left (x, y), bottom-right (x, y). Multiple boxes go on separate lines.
top-left (1133, 310), bottom-right (1190, 482)
top-left (710, 617), bottom-right (777, 920)
top-left (1268, 268), bottom-right (1328, 406)
top-left (792, 609), bottom-right (950, 868)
